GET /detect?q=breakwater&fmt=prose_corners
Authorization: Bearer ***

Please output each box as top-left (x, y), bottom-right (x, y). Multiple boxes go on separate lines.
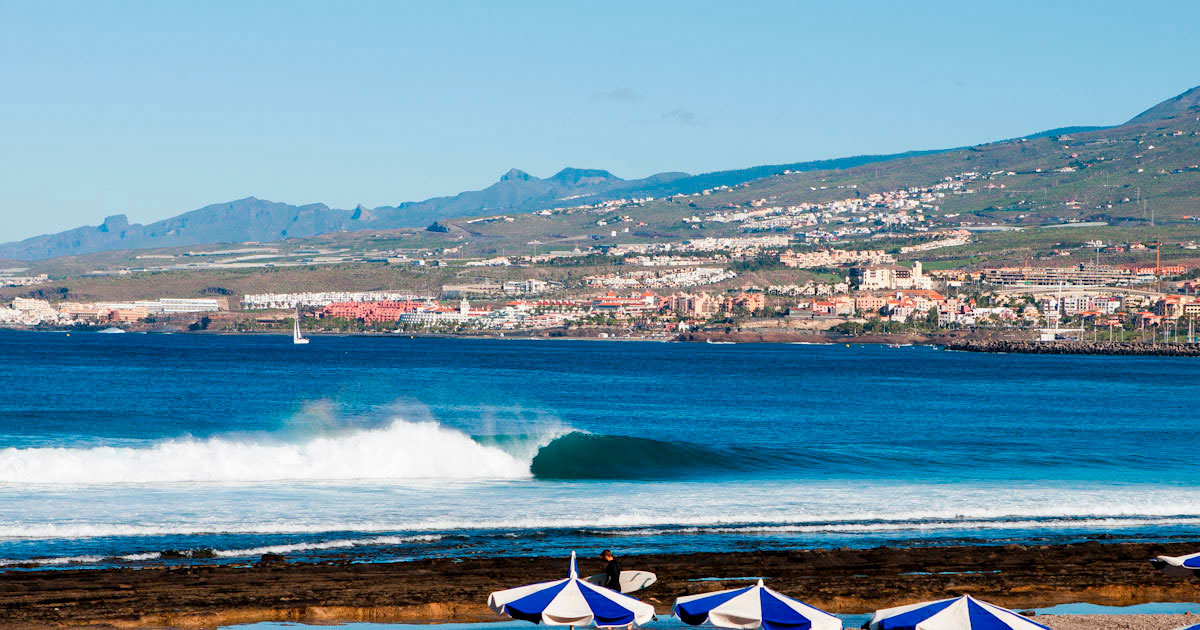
top-left (945, 339), bottom-right (1200, 356)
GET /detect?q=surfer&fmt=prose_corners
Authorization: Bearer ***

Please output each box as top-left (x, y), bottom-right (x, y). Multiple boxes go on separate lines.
top-left (599, 549), bottom-right (622, 592)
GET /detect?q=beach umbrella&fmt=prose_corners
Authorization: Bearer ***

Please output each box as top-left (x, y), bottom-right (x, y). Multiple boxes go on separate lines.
top-left (1170, 625), bottom-right (1200, 630)
top-left (1150, 552), bottom-right (1200, 577)
top-left (487, 551), bottom-right (656, 628)
top-left (866, 595), bottom-right (1048, 630)
top-left (673, 579), bottom-right (842, 630)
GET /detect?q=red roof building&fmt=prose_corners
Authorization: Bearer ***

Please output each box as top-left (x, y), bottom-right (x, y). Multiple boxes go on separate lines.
top-left (322, 300), bottom-right (427, 323)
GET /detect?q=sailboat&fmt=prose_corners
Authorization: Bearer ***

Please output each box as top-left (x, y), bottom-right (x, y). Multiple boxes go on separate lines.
top-left (293, 311), bottom-right (309, 345)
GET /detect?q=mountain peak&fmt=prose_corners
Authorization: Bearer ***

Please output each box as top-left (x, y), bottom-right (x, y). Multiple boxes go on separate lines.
top-left (499, 168), bottom-right (534, 182)
top-left (98, 214), bottom-right (130, 233)
top-left (1127, 85), bottom-right (1200, 125)
top-left (549, 167), bottom-right (621, 187)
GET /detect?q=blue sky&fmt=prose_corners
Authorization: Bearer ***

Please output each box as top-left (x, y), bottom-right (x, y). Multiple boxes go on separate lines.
top-left (2, 1), bottom-right (1199, 241)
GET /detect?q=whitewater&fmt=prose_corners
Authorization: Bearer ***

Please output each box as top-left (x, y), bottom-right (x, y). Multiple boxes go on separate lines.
top-left (0, 419), bottom-right (542, 484)
top-left (5, 480), bottom-right (1200, 567)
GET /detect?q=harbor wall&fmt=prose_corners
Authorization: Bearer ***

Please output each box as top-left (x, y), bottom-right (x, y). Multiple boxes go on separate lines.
top-left (944, 339), bottom-right (1200, 356)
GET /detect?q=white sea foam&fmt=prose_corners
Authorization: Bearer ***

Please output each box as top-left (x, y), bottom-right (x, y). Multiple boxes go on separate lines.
top-left (119, 552), bottom-right (163, 561)
top-left (2, 514), bottom-right (1196, 568)
top-left (212, 534), bottom-right (443, 557)
top-left (0, 555), bottom-right (104, 567)
top-left (703, 516), bottom-right (1200, 534)
top-left (0, 534), bottom-right (444, 567)
top-left (0, 420), bottom-right (538, 484)
top-left (584, 516), bottom-right (1200, 537)
top-left (4, 510), bottom-right (1200, 541)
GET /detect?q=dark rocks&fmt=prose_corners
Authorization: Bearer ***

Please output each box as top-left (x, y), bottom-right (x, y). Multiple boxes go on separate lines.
top-left (944, 340), bottom-right (1200, 357)
top-left (161, 548), bottom-right (216, 559)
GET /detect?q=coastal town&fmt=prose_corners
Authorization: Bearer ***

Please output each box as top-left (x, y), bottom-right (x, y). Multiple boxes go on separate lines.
top-left (3, 87), bottom-right (1200, 347)
top-left (5, 234), bottom-right (1199, 344)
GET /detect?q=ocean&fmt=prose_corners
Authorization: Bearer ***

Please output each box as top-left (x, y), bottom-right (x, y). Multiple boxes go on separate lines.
top-left (1, 329), bottom-right (1197, 569)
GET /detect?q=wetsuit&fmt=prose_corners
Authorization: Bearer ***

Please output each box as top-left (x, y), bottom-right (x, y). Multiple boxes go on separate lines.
top-left (604, 558), bottom-right (623, 592)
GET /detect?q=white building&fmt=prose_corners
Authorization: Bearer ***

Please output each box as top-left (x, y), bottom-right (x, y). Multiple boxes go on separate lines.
top-left (399, 298), bottom-right (490, 327)
top-left (9, 298), bottom-right (61, 325)
top-left (135, 298), bottom-right (222, 314)
top-left (1060, 294), bottom-right (1093, 316)
top-left (857, 262), bottom-right (931, 290)
top-left (241, 291), bottom-right (429, 310)
top-left (502, 279), bottom-right (550, 295)
top-left (779, 249), bottom-right (894, 269)
top-left (0, 274), bottom-right (49, 287)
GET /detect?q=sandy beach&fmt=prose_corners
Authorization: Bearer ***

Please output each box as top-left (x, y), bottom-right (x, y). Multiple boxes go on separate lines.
top-left (1, 541), bottom-right (1199, 629)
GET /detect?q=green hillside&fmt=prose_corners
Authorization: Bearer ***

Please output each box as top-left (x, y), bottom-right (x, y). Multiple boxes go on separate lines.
top-left (444, 90), bottom-right (1200, 268)
top-left (6, 85), bottom-right (1200, 302)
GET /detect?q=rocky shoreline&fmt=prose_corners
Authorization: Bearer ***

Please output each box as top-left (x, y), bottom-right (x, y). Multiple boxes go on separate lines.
top-left (3, 541), bottom-right (1200, 629)
top-left (945, 339), bottom-right (1200, 356)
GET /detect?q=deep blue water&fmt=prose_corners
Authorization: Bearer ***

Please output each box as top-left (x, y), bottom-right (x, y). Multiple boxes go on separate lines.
top-left (1, 329), bottom-right (1198, 569)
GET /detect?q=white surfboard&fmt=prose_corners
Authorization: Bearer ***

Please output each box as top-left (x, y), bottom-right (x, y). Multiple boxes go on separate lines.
top-left (584, 570), bottom-right (657, 593)
top-left (1151, 553), bottom-right (1200, 577)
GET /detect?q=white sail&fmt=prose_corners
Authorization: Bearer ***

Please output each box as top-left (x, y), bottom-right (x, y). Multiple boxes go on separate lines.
top-left (293, 313), bottom-right (309, 344)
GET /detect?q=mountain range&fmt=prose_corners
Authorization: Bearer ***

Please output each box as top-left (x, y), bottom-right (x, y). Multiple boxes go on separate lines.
top-left (3, 86), bottom-right (1199, 261)
top-left (0, 155), bottom-right (936, 260)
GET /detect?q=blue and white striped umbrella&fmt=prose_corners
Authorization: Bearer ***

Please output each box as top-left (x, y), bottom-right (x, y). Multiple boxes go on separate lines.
top-left (867, 595), bottom-right (1048, 630)
top-left (1171, 625), bottom-right (1200, 630)
top-left (1151, 551), bottom-right (1200, 577)
top-left (674, 579), bottom-right (842, 630)
top-left (488, 551), bottom-right (656, 628)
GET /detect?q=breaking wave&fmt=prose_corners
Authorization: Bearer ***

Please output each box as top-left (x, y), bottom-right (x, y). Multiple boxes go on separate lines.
top-left (0, 420), bottom-right (538, 484)
top-left (0, 422), bottom-right (1158, 485)
top-left (0, 418), bottom-right (758, 485)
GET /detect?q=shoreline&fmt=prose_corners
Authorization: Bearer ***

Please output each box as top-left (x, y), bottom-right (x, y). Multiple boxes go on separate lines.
top-left (0, 325), bottom-right (967, 346)
top-left (3, 541), bottom-right (1200, 629)
top-left (16, 325), bottom-right (1200, 356)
